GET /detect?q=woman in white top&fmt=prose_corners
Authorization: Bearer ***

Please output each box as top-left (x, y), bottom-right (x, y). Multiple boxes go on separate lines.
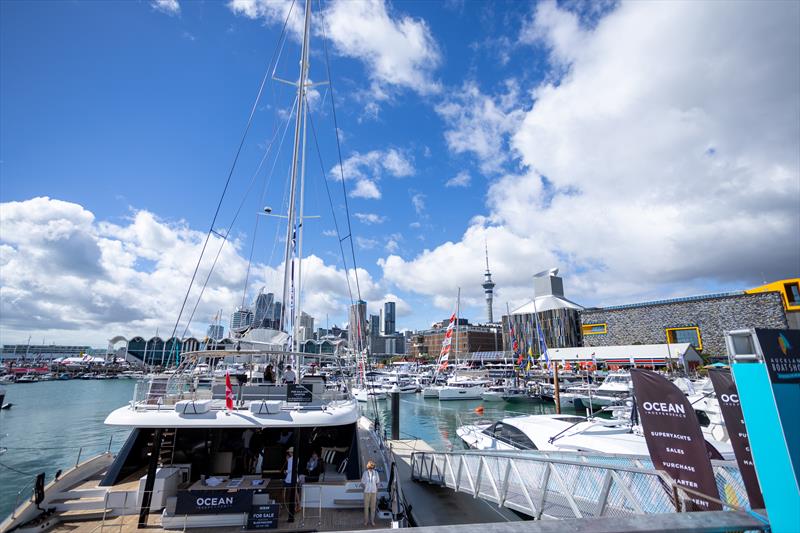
top-left (360, 460), bottom-right (379, 526)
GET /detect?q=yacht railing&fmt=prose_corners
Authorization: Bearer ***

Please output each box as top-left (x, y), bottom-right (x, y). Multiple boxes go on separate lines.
top-left (410, 449), bottom-right (752, 519)
top-left (129, 377), bottom-right (351, 411)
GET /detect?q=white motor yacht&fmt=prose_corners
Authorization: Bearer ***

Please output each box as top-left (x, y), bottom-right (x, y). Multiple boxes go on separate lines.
top-left (457, 413), bottom-right (734, 459)
top-left (438, 377), bottom-right (492, 401)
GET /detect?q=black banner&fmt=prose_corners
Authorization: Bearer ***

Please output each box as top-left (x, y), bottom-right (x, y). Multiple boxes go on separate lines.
top-left (286, 383), bottom-right (313, 403)
top-left (755, 328), bottom-right (800, 384)
top-left (630, 369), bottom-right (721, 511)
top-left (708, 369), bottom-right (765, 509)
top-left (175, 489), bottom-right (253, 515)
top-left (247, 504), bottom-right (279, 529)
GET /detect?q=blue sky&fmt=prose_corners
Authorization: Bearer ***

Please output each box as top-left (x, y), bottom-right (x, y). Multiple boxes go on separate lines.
top-left (1, 0), bottom-right (798, 346)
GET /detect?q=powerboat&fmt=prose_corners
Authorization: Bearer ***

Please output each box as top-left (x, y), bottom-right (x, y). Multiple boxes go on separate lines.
top-left (16, 373), bottom-right (39, 383)
top-left (457, 413), bottom-right (734, 459)
top-left (438, 377), bottom-right (492, 401)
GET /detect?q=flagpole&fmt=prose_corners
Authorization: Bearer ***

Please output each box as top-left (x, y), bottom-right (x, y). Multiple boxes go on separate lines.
top-left (532, 269), bottom-right (558, 413)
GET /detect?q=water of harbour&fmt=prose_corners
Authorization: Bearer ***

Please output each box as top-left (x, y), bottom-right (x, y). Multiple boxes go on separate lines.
top-left (0, 381), bottom-right (568, 518)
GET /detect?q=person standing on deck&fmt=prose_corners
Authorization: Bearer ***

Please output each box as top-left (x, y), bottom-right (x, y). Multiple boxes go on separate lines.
top-left (283, 447), bottom-right (297, 523)
top-left (283, 365), bottom-right (296, 384)
top-left (360, 460), bottom-right (379, 526)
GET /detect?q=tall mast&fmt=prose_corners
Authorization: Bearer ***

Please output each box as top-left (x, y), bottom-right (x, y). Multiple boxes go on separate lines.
top-left (280, 0), bottom-right (312, 339)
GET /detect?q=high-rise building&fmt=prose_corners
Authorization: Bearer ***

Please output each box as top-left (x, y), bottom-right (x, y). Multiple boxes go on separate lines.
top-left (382, 301), bottom-right (396, 335)
top-left (369, 314), bottom-right (380, 337)
top-left (298, 311), bottom-right (315, 341)
top-left (230, 307), bottom-right (254, 332)
top-left (253, 290), bottom-right (274, 327)
top-left (482, 243), bottom-right (496, 323)
top-left (348, 300), bottom-right (367, 351)
top-left (206, 324), bottom-right (225, 340)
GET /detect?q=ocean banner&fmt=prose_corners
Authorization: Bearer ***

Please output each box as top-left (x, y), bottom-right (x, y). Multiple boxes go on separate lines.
top-left (708, 369), bottom-right (764, 509)
top-left (630, 369), bottom-right (721, 511)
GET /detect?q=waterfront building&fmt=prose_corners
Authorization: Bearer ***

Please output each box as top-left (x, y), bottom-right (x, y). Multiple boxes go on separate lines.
top-left (409, 319), bottom-right (501, 359)
top-left (110, 335), bottom-right (203, 366)
top-left (382, 301), bottom-right (396, 335)
top-left (745, 278), bottom-right (800, 328)
top-left (0, 344), bottom-right (93, 360)
top-left (580, 283), bottom-right (794, 357)
top-left (230, 307), bottom-right (254, 333)
top-left (545, 343), bottom-right (702, 371)
top-left (370, 333), bottom-right (407, 358)
top-left (502, 271), bottom-right (584, 357)
top-left (206, 324), bottom-right (224, 341)
top-left (348, 300), bottom-right (367, 351)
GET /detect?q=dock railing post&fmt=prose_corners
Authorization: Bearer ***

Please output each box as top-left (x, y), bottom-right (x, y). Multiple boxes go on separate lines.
top-left (390, 385), bottom-right (400, 440)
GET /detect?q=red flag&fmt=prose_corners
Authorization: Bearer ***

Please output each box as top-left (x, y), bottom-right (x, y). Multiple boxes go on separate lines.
top-left (225, 371), bottom-right (234, 411)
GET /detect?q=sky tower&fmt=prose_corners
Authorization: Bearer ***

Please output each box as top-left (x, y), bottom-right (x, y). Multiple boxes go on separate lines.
top-left (482, 242), bottom-right (496, 322)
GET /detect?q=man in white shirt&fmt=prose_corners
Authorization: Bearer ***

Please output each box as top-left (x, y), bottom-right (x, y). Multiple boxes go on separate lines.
top-left (283, 447), bottom-right (296, 523)
top-left (283, 365), bottom-right (296, 384)
top-left (360, 460), bottom-right (379, 526)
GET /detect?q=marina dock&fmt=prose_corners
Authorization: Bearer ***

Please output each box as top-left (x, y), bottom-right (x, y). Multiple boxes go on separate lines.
top-left (388, 439), bottom-right (522, 527)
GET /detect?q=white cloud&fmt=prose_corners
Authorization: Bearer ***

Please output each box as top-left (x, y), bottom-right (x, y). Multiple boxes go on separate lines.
top-left (0, 198), bottom-right (382, 345)
top-left (436, 80), bottom-right (526, 174)
top-left (351, 180), bottom-right (382, 200)
top-left (356, 236), bottom-right (379, 250)
top-left (411, 193), bottom-right (426, 216)
top-left (322, 229), bottom-right (338, 237)
top-left (381, 1), bottom-right (800, 313)
top-left (445, 171), bottom-right (471, 188)
top-left (229, 0), bottom-right (440, 97)
top-left (384, 233), bottom-right (403, 253)
top-left (354, 213), bottom-right (387, 225)
top-left (151, 0), bottom-right (181, 16)
top-left (333, 148), bottom-right (414, 199)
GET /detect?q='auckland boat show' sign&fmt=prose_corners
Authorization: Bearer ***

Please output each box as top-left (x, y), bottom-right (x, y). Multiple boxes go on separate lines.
top-left (630, 369), bottom-right (721, 511)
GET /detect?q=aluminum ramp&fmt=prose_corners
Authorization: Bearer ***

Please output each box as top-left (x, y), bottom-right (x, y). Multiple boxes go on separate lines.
top-left (410, 449), bottom-right (751, 520)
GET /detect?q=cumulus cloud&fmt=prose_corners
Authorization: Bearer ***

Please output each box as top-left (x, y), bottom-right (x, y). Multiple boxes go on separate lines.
top-left (445, 171), bottom-right (472, 188)
top-left (436, 80), bottom-right (526, 174)
top-left (333, 148), bottom-right (414, 199)
top-left (228, 0), bottom-right (440, 97)
top-left (381, 0), bottom-right (800, 313)
top-left (0, 198), bottom-right (382, 345)
top-left (151, 0), bottom-right (180, 16)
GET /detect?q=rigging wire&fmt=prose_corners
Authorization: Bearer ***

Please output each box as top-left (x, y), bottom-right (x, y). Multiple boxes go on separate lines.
top-left (240, 97), bottom-right (300, 312)
top-left (317, 0), bottom-right (381, 417)
top-left (181, 96), bottom-right (299, 340)
top-left (167, 0), bottom-right (298, 351)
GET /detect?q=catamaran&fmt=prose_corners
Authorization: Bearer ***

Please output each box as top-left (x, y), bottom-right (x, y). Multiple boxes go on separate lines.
top-left (1, 2), bottom-right (407, 530)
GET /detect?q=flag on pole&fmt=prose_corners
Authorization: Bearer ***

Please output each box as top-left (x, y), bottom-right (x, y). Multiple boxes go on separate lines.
top-left (535, 319), bottom-right (548, 363)
top-left (508, 320), bottom-right (522, 365)
top-left (225, 371), bottom-right (234, 411)
top-left (438, 313), bottom-right (456, 370)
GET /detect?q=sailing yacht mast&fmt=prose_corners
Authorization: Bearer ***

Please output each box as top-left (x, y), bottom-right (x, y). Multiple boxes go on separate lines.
top-left (280, 0), bottom-right (312, 353)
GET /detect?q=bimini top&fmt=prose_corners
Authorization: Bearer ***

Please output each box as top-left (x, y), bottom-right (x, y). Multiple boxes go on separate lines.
top-left (105, 397), bottom-right (359, 428)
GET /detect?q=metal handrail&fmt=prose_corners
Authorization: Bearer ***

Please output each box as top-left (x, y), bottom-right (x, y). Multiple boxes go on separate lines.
top-left (410, 449), bottom-right (749, 520)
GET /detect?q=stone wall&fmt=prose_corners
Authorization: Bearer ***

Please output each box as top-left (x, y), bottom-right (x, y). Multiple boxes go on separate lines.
top-left (580, 292), bottom-right (788, 357)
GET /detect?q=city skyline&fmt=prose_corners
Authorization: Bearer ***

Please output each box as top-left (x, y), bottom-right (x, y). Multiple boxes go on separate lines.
top-left (2, 1), bottom-right (798, 346)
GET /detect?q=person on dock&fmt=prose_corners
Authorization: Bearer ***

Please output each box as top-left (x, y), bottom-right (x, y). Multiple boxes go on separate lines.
top-left (361, 459), bottom-right (379, 526)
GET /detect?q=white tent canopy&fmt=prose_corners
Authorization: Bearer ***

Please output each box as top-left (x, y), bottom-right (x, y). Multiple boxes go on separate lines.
top-left (512, 294), bottom-right (584, 314)
top-left (545, 343), bottom-right (701, 368)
